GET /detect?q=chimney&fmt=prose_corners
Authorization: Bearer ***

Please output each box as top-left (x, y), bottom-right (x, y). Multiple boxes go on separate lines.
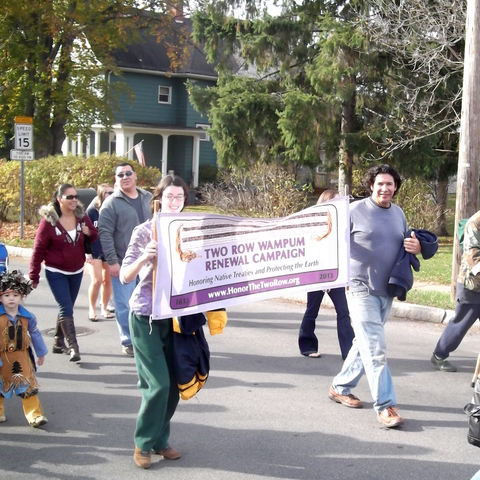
top-left (171, 1), bottom-right (184, 23)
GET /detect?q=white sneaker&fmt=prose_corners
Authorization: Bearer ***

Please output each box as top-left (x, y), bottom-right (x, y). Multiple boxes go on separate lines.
top-left (106, 299), bottom-right (115, 313)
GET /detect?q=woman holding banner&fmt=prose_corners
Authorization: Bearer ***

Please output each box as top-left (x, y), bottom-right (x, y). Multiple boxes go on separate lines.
top-left (120, 175), bottom-right (188, 469)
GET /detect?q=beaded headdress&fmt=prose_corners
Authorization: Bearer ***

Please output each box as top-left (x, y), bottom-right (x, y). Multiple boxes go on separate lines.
top-left (0, 270), bottom-right (33, 297)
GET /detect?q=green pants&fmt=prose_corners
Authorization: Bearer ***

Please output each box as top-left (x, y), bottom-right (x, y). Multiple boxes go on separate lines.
top-left (129, 313), bottom-right (179, 452)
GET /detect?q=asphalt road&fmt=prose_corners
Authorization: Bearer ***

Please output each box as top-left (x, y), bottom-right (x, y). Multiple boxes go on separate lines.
top-left (1, 256), bottom-right (480, 480)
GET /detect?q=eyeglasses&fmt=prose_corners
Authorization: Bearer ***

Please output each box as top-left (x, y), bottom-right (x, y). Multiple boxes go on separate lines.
top-left (116, 171), bottom-right (134, 179)
top-left (61, 195), bottom-right (79, 200)
top-left (163, 194), bottom-right (185, 201)
top-left (105, 191), bottom-right (114, 196)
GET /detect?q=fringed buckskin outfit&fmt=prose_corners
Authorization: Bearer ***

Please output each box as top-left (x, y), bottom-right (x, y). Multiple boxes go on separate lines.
top-left (29, 202), bottom-right (97, 362)
top-left (0, 304), bottom-right (48, 424)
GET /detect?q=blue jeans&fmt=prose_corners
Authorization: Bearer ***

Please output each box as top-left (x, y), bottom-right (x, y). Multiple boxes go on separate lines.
top-left (299, 288), bottom-right (354, 359)
top-left (45, 270), bottom-right (83, 318)
top-left (471, 469), bottom-right (480, 480)
top-left (111, 276), bottom-right (135, 347)
top-left (332, 288), bottom-right (396, 413)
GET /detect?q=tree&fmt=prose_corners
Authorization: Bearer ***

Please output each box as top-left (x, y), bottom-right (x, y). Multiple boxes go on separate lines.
top-left (451, 0), bottom-right (480, 295)
top-left (189, 0), bottom-right (389, 193)
top-left (357, 0), bottom-right (465, 235)
top-left (191, 0), bottom-right (467, 237)
top-left (0, 0), bottom-right (190, 158)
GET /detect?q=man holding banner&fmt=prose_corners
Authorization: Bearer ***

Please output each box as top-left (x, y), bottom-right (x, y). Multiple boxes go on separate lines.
top-left (328, 164), bottom-right (421, 429)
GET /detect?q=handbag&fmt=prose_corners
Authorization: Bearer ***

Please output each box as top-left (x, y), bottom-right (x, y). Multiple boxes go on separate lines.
top-left (464, 376), bottom-right (480, 447)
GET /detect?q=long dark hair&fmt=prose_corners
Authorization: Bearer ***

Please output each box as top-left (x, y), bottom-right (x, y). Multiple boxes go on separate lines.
top-left (150, 175), bottom-right (189, 213)
top-left (363, 164), bottom-right (402, 196)
top-left (53, 183), bottom-right (76, 217)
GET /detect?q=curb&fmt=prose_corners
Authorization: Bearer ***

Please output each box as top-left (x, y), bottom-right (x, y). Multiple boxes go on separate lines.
top-left (7, 245), bottom-right (33, 259)
top-left (8, 245), bottom-right (455, 325)
top-left (280, 292), bottom-right (456, 325)
top-left (390, 301), bottom-right (455, 325)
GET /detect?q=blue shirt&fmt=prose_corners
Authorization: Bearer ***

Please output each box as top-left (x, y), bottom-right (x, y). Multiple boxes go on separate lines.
top-left (0, 243), bottom-right (8, 273)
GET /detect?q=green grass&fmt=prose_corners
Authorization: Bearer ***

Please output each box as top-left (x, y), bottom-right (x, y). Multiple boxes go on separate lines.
top-left (414, 240), bottom-right (453, 285)
top-left (3, 237), bottom-right (34, 249)
top-left (404, 289), bottom-right (455, 310)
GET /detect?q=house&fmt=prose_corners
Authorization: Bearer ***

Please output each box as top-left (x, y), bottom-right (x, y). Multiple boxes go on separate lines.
top-left (62, 16), bottom-right (218, 187)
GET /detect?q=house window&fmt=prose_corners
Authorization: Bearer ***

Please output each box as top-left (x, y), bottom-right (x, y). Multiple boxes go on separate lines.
top-left (158, 86), bottom-right (172, 104)
top-left (196, 123), bottom-right (211, 141)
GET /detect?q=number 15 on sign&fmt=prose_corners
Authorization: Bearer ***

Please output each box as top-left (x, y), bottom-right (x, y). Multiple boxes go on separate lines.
top-left (15, 124), bottom-right (33, 150)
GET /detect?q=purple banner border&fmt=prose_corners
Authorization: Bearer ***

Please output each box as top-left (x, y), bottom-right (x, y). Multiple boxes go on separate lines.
top-left (170, 269), bottom-right (338, 310)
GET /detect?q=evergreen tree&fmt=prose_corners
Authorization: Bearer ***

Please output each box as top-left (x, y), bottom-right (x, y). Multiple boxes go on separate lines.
top-left (190, 0), bottom-right (390, 193)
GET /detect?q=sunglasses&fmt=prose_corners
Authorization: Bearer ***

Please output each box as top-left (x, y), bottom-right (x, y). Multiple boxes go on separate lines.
top-left (116, 171), bottom-right (134, 179)
top-left (105, 191), bottom-right (114, 196)
top-left (61, 195), bottom-right (79, 200)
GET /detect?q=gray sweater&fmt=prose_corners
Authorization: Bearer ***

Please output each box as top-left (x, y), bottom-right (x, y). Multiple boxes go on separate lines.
top-left (349, 197), bottom-right (408, 295)
top-left (98, 187), bottom-right (152, 265)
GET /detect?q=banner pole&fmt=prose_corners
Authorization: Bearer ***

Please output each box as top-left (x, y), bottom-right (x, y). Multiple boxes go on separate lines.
top-left (152, 200), bottom-right (160, 313)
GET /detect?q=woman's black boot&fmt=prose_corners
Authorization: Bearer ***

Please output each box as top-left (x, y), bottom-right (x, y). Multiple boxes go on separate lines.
top-left (60, 316), bottom-right (81, 362)
top-left (52, 316), bottom-right (69, 354)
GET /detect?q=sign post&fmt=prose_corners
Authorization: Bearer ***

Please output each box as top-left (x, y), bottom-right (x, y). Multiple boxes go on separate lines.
top-left (11, 116), bottom-right (34, 239)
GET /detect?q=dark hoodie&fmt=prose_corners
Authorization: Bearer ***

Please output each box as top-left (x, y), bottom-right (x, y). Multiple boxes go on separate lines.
top-left (387, 228), bottom-right (438, 301)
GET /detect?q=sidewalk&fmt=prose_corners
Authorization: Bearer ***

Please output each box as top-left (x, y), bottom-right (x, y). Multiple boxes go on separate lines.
top-left (8, 245), bottom-right (455, 325)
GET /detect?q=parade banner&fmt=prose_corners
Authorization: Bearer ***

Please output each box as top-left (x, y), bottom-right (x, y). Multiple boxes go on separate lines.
top-left (152, 196), bottom-right (350, 319)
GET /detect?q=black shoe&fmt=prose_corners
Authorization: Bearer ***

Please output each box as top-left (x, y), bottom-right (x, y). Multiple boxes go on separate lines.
top-left (431, 354), bottom-right (457, 372)
top-left (52, 344), bottom-right (69, 354)
top-left (123, 345), bottom-right (134, 357)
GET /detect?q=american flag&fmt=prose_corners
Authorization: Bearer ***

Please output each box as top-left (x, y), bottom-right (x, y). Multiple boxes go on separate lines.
top-left (134, 141), bottom-right (146, 167)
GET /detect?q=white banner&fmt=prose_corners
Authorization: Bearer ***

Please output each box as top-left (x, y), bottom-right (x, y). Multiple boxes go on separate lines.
top-left (152, 196), bottom-right (350, 319)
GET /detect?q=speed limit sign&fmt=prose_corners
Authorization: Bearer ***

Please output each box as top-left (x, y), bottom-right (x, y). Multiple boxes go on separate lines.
top-left (14, 123), bottom-right (33, 150)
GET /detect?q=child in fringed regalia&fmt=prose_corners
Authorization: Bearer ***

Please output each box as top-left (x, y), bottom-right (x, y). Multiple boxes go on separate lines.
top-left (0, 270), bottom-right (48, 427)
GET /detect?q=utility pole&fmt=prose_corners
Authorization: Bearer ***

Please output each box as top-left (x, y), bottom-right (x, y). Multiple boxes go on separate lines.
top-left (451, 0), bottom-right (480, 299)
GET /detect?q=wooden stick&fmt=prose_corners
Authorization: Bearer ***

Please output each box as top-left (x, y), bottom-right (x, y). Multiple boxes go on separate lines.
top-left (152, 200), bottom-right (160, 313)
top-left (472, 353), bottom-right (480, 388)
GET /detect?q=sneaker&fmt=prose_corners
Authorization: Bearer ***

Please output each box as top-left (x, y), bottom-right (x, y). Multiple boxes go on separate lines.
top-left (30, 416), bottom-right (48, 428)
top-left (378, 407), bottom-right (403, 428)
top-left (0, 414), bottom-right (6, 423)
top-left (328, 386), bottom-right (363, 408)
top-left (106, 299), bottom-right (115, 313)
top-left (431, 354), bottom-right (457, 372)
top-left (123, 345), bottom-right (134, 357)
top-left (154, 446), bottom-right (181, 460)
top-left (134, 446), bottom-right (151, 469)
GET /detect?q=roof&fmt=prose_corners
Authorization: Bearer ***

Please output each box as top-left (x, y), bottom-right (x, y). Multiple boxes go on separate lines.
top-left (110, 17), bottom-right (218, 79)
top-left (112, 121), bottom-right (202, 133)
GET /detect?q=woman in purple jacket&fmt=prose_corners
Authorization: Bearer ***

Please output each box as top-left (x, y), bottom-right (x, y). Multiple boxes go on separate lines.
top-left (120, 175), bottom-right (188, 469)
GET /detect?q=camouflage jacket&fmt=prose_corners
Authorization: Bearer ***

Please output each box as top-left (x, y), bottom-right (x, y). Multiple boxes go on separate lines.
top-left (458, 210), bottom-right (480, 292)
